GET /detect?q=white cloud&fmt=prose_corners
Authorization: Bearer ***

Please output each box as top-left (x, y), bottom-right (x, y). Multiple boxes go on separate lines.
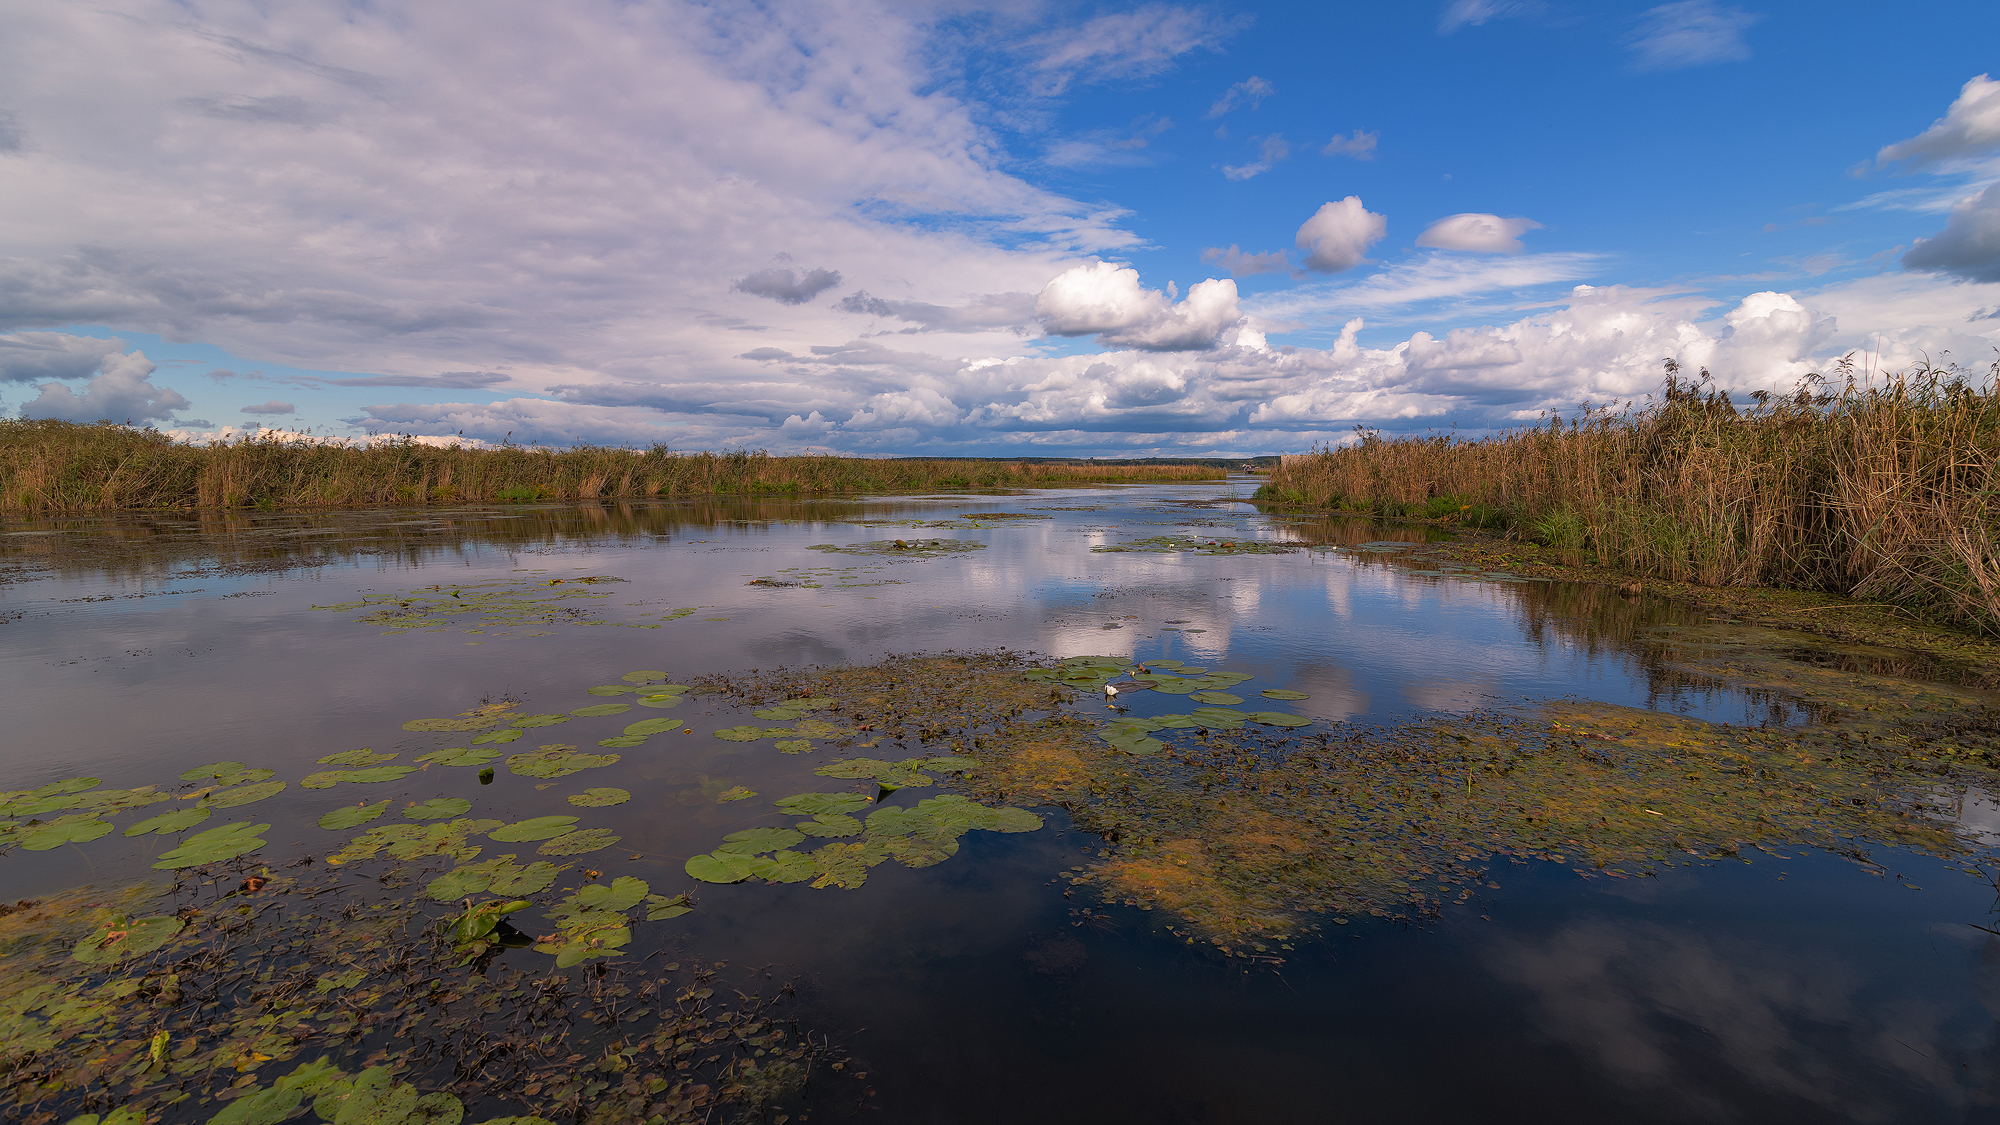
top-left (240, 400), bottom-right (296, 414)
top-left (1201, 245), bottom-right (1292, 277)
top-left (1246, 252), bottom-right (1605, 322)
top-left (1415, 213), bottom-right (1544, 253)
top-left (1028, 6), bottom-right (1246, 96)
top-left (1295, 198), bottom-right (1389, 274)
top-left (1626, 1), bottom-right (1760, 72)
top-left (1222, 134), bottom-right (1289, 181)
top-left (0, 331), bottom-right (126, 383)
top-left (1903, 182), bottom-right (2000, 283)
top-left (18, 347), bottom-right (192, 422)
top-left (1205, 76), bottom-right (1274, 119)
top-left (1321, 130), bottom-right (1377, 160)
top-left (734, 267), bottom-right (843, 306)
top-left (1876, 74), bottom-right (2000, 169)
top-left (1437, 0), bottom-right (1542, 34)
top-left (1033, 263), bottom-right (1242, 351)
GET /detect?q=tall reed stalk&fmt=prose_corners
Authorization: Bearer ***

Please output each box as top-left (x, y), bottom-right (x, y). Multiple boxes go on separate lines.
top-left (1261, 357), bottom-right (2000, 633)
top-left (0, 424), bottom-right (1222, 514)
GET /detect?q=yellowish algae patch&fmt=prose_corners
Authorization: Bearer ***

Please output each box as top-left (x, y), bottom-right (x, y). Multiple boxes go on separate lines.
top-left (708, 634), bottom-right (2000, 957)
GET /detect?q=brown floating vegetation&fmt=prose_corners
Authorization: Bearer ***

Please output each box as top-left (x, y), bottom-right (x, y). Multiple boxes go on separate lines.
top-left (1258, 357), bottom-right (2000, 633)
top-left (0, 419), bottom-right (1223, 513)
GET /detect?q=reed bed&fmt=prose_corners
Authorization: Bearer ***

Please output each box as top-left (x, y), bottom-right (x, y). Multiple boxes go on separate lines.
top-left (0, 422), bottom-right (1223, 513)
top-left (1261, 358), bottom-right (2000, 633)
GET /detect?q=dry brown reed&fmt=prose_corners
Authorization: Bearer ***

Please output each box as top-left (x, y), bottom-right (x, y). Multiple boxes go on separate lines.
top-left (0, 422), bottom-right (1222, 513)
top-left (1262, 357), bottom-right (2000, 633)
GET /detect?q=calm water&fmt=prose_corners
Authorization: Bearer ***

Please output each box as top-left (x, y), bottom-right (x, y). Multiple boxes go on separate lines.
top-left (4, 478), bottom-right (1997, 1123)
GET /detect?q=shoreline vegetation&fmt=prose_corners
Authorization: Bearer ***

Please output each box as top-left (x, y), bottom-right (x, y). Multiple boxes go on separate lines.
top-left (1258, 359), bottom-right (2000, 635)
top-left (0, 419), bottom-right (1225, 512)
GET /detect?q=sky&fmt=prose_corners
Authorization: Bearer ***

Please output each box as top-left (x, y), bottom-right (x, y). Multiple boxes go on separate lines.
top-left (1, 0), bottom-right (1997, 456)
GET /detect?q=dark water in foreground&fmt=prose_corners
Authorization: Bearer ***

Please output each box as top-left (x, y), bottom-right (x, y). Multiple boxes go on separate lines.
top-left (5, 478), bottom-right (1999, 1124)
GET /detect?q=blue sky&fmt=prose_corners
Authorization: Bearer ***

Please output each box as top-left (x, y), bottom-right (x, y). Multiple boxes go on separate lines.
top-left (2, 0), bottom-right (1997, 454)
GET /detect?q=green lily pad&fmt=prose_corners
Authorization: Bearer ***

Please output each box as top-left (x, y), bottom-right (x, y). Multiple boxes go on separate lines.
top-left (72, 915), bottom-right (183, 964)
top-left (645, 892), bottom-right (695, 919)
top-left (685, 852), bottom-right (758, 883)
top-left (179, 763), bottom-right (272, 786)
top-left (716, 827), bottom-right (806, 855)
top-left (300, 766), bottom-right (417, 788)
top-left (70, 788), bottom-right (172, 814)
top-left (715, 786), bottom-right (755, 803)
top-left (713, 726), bottom-right (765, 742)
top-left (622, 670), bottom-right (670, 683)
top-left (774, 739), bottom-right (812, 754)
top-left (490, 816), bottom-right (579, 842)
top-left (568, 703), bottom-right (630, 717)
top-left (403, 717), bottom-right (497, 732)
top-left (1190, 691), bottom-right (1244, 705)
top-left (622, 718), bottom-right (679, 738)
top-left (586, 685), bottom-right (642, 696)
top-left (774, 792), bottom-right (872, 816)
top-left (329, 818), bottom-right (501, 864)
top-left (506, 747), bottom-right (618, 778)
top-left (1247, 711), bottom-right (1312, 728)
top-left (318, 801), bottom-right (388, 830)
top-left (209, 1088), bottom-right (304, 1125)
top-left (559, 876), bottom-right (649, 913)
top-left (406, 798), bottom-right (473, 820)
top-left (426, 856), bottom-right (561, 900)
top-left (415, 748), bottom-right (500, 767)
top-left (125, 807), bottom-right (212, 836)
top-left (315, 968), bottom-right (366, 994)
top-left (595, 736), bottom-right (646, 747)
top-left (470, 728), bottom-right (523, 745)
top-left (749, 851), bottom-right (817, 882)
top-left (18, 815), bottom-right (112, 851)
top-left (567, 787), bottom-right (629, 807)
top-left (510, 714), bottom-right (570, 729)
top-left (205, 780), bottom-right (286, 809)
top-left (537, 828), bottom-right (620, 855)
top-left (635, 693), bottom-right (686, 709)
top-left (153, 821), bottom-right (269, 868)
top-left (795, 813), bottom-right (863, 837)
top-left (315, 748), bottom-right (397, 766)
top-left (1260, 689), bottom-right (1311, 700)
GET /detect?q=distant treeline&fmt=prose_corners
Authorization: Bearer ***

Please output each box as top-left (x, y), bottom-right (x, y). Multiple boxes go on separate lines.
top-left (0, 420), bottom-right (1226, 513)
top-left (1259, 359), bottom-right (2000, 633)
top-left (890, 455), bottom-right (1281, 469)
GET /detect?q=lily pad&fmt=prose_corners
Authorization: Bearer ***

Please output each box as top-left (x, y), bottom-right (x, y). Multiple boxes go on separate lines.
top-left (1190, 691), bottom-right (1244, 705)
top-left (1260, 689), bottom-right (1311, 700)
top-left (567, 787), bottom-right (629, 807)
top-left (406, 798), bottom-right (473, 820)
top-left (713, 726), bottom-right (765, 742)
top-left (470, 728), bottom-right (523, 745)
top-left (774, 792), bottom-right (872, 816)
top-left (316, 749), bottom-right (397, 766)
top-left (403, 717), bottom-right (497, 732)
top-left (595, 736), bottom-right (646, 747)
top-left (560, 876), bottom-right (649, 913)
top-left (586, 685), bottom-right (642, 696)
top-left (72, 915), bottom-right (183, 964)
top-left (685, 852), bottom-right (758, 883)
top-left (1247, 711), bottom-right (1312, 728)
top-left (125, 806), bottom-right (212, 836)
top-left (645, 892), bottom-right (695, 919)
top-left (748, 851), bottom-right (817, 882)
top-left (537, 828), bottom-right (620, 855)
top-left (716, 827), bottom-right (806, 855)
top-left (622, 718), bottom-right (679, 738)
top-left (507, 747), bottom-right (619, 779)
top-left (635, 693), bottom-right (686, 709)
top-left (426, 856), bottom-right (562, 900)
top-left (153, 821), bottom-right (269, 868)
top-left (717, 786), bottom-right (757, 803)
top-left (179, 763), bottom-right (272, 787)
top-left (318, 802), bottom-right (388, 830)
top-left (205, 780), bottom-right (286, 809)
top-left (774, 739), bottom-right (812, 754)
top-left (329, 819), bottom-right (501, 864)
top-left (70, 788), bottom-right (171, 814)
top-left (795, 813), bottom-right (863, 838)
top-left (415, 748), bottom-right (501, 767)
top-left (490, 815), bottom-right (579, 842)
top-left (569, 703), bottom-right (631, 717)
top-left (209, 1088), bottom-right (304, 1125)
top-left (510, 714), bottom-right (570, 729)
top-left (300, 766), bottom-right (417, 788)
top-left (622, 670), bottom-right (670, 683)
top-left (17, 815), bottom-right (112, 851)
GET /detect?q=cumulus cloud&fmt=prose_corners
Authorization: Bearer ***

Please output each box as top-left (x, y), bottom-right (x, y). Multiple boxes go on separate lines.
top-left (0, 331), bottom-right (126, 383)
top-left (1903, 182), bottom-right (2000, 282)
top-left (1205, 76), bottom-right (1274, 118)
top-left (240, 400), bottom-right (296, 414)
top-left (1201, 245), bottom-right (1292, 277)
top-left (734, 267), bottom-right (843, 306)
top-left (1033, 263), bottom-right (1242, 351)
top-left (1876, 74), bottom-right (2000, 169)
top-left (18, 348), bottom-right (191, 423)
top-left (1415, 213), bottom-right (1544, 253)
top-left (1296, 198), bottom-right (1388, 274)
top-left (835, 290), bottom-right (1037, 334)
top-left (1626, 1), bottom-right (1760, 72)
top-left (1321, 130), bottom-right (1377, 159)
top-left (1437, 0), bottom-right (1542, 34)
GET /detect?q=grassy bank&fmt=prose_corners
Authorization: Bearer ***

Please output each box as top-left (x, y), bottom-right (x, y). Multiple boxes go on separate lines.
top-left (0, 420), bottom-right (1224, 512)
top-left (1259, 359), bottom-right (2000, 633)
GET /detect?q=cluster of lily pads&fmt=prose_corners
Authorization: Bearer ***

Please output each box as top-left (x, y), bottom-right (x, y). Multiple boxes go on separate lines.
top-left (1019, 656), bottom-right (1314, 754)
top-left (804, 538), bottom-right (986, 556)
top-left (1091, 535), bottom-right (1295, 554)
top-left (683, 755), bottom-right (1038, 889)
top-left (312, 575), bottom-right (698, 638)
